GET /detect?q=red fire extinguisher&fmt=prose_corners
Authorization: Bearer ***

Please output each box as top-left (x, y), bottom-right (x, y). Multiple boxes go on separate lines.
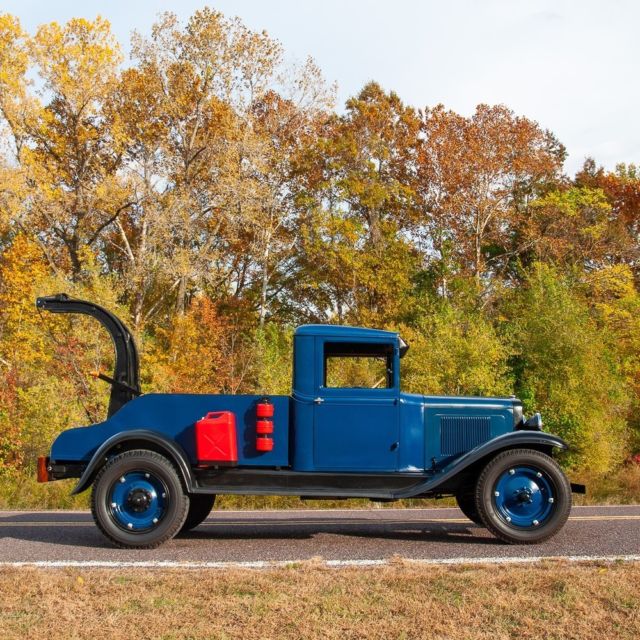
top-left (256, 397), bottom-right (274, 452)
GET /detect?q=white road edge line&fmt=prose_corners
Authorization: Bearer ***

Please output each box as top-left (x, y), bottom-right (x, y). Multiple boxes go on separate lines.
top-left (1, 555), bottom-right (640, 570)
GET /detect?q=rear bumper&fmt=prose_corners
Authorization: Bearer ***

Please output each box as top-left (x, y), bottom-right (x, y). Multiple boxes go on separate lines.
top-left (37, 456), bottom-right (84, 482)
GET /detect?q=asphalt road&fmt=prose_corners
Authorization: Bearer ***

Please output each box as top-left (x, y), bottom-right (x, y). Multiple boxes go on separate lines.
top-left (1, 505), bottom-right (639, 566)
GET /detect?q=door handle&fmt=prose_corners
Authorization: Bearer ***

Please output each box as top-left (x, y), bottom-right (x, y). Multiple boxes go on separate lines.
top-left (314, 397), bottom-right (324, 404)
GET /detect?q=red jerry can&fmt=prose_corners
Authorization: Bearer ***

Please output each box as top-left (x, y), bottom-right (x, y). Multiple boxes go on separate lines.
top-left (195, 411), bottom-right (238, 466)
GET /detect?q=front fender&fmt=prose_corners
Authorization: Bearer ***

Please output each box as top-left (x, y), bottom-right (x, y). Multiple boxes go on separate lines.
top-left (392, 430), bottom-right (568, 499)
top-left (71, 429), bottom-right (196, 495)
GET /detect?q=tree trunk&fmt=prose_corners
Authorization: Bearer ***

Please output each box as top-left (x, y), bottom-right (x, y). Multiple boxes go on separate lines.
top-left (175, 275), bottom-right (187, 316)
top-left (259, 239), bottom-right (271, 327)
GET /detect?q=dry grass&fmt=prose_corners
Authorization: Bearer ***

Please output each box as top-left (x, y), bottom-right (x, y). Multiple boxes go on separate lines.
top-left (0, 562), bottom-right (639, 639)
top-left (0, 475), bottom-right (90, 510)
top-left (572, 464), bottom-right (640, 505)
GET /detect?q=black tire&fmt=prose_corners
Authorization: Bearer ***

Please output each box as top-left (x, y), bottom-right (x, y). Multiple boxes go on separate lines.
top-left (475, 448), bottom-right (571, 545)
top-left (91, 449), bottom-right (189, 549)
top-left (455, 490), bottom-right (484, 526)
top-left (179, 494), bottom-right (216, 533)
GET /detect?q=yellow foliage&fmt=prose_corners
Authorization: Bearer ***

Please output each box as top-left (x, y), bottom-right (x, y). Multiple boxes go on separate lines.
top-left (0, 234), bottom-right (51, 366)
top-left (31, 16), bottom-right (121, 113)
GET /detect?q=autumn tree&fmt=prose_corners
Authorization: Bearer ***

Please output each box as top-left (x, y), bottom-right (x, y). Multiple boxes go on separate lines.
top-left (0, 14), bottom-right (30, 153)
top-left (0, 15), bottom-right (31, 247)
top-left (107, 10), bottom-right (331, 327)
top-left (294, 82), bottom-right (420, 324)
top-left (2, 8), bottom-right (640, 490)
top-left (575, 159), bottom-right (640, 272)
top-left (522, 186), bottom-right (616, 268)
top-left (152, 296), bottom-right (257, 394)
top-left (417, 104), bottom-right (565, 300)
top-left (18, 17), bottom-right (129, 277)
top-left (400, 303), bottom-right (512, 397)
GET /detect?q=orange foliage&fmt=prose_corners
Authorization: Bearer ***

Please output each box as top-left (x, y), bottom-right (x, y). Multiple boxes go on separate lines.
top-left (159, 297), bottom-right (256, 395)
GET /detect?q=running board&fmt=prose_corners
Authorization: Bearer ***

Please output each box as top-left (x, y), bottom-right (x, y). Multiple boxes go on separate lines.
top-left (192, 468), bottom-right (431, 499)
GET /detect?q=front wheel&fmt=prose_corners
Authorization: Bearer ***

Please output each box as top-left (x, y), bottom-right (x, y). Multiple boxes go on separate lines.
top-left (475, 448), bottom-right (571, 544)
top-left (91, 449), bottom-right (189, 549)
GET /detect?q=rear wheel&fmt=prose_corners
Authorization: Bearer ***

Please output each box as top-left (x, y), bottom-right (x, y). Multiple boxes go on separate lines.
top-left (180, 494), bottom-right (216, 533)
top-left (475, 448), bottom-right (571, 544)
top-left (455, 490), bottom-right (484, 526)
top-left (91, 449), bottom-right (189, 549)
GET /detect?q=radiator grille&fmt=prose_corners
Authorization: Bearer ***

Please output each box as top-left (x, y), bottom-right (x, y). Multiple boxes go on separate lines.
top-left (440, 416), bottom-right (491, 456)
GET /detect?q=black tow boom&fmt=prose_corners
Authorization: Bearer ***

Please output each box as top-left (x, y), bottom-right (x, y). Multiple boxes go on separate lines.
top-left (36, 293), bottom-right (141, 418)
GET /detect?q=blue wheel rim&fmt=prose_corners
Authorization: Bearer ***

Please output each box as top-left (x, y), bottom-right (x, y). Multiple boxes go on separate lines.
top-left (108, 471), bottom-right (168, 533)
top-left (493, 465), bottom-right (555, 529)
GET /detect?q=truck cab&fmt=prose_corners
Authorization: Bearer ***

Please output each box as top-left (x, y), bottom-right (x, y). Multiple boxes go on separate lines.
top-left (291, 325), bottom-right (521, 475)
top-left (36, 295), bottom-right (582, 549)
top-left (292, 325), bottom-right (404, 472)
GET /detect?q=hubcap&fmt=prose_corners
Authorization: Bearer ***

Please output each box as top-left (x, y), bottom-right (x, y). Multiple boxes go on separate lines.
top-left (492, 465), bottom-right (555, 528)
top-left (108, 471), bottom-right (168, 533)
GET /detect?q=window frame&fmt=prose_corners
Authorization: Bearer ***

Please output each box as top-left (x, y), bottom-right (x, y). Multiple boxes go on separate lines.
top-left (320, 339), bottom-right (398, 392)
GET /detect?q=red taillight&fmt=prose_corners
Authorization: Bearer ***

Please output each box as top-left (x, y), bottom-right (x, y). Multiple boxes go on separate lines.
top-left (256, 398), bottom-right (274, 418)
top-left (256, 436), bottom-right (274, 452)
top-left (256, 398), bottom-right (274, 452)
top-left (256, 419), bottom-right (274, 434)
top-left (37, 456), bottom-right (51, 483)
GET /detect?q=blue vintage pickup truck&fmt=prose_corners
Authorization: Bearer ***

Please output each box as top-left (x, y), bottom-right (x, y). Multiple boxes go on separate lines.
top-left (36, 294), bottom-right (583, 548)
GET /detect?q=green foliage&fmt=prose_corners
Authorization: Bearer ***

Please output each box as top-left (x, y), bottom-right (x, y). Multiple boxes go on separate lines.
top-left (400, 303), bottom-right (512, 397)
top-left (254, 323), bottom-right (293, 395)
top-left (504, 263), bottom-right (630, 471)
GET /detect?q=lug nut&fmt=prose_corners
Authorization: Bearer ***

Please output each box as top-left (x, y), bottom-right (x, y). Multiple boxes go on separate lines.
top-left (152, 517), bottom-right (158, 524)
top-left (161, 492), bottom-right (166, 498)
top-left (533, 519), bottom-right (539, 526)
top-left (494, 491), bottom-right (500, 497)
top-left (127, 523), bottom-right (133, 529)
top-left (110, 502), bottom-right (117, 508)
top-left (536, 472), bottom-right (542, 478)
top-left (509, 469), bottom-right (515, 475)
top-left (548, 497), bottom-right (554, 504)
top-left (120, 476), bottom-right (126, 483)
top-left (145, 473), bottom-right (150, 479)
top-left (506, 516), bottom-right (511, 522)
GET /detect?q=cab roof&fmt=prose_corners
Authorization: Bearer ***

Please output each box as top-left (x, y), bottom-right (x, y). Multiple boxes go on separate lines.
top-left (294, 324), bottom-right (398, 341)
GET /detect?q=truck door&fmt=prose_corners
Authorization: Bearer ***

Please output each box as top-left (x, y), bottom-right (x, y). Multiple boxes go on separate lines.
top-left (313, 340), bottom-right (400, 472)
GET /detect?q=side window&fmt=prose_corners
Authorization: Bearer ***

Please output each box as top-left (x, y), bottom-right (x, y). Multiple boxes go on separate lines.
top-left (323, 342), bottom-right (394, 389)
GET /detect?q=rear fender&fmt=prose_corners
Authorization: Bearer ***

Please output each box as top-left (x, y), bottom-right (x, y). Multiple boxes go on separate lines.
top-left (71, 429), bottom-right (196, 495)
top-left (392, 431), bottom-right (569, 499)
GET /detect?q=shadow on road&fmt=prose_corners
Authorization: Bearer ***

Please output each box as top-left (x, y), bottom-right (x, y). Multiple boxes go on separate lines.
top-left (0, 511), bottom-right (501, 548)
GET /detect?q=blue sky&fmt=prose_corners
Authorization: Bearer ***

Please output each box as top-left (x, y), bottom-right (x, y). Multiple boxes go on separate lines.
top-left (4, 0), bottom-right (638, 174)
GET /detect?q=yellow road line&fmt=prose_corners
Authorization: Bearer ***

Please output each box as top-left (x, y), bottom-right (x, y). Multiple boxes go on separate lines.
top-left (1, 515), bottom-right (639, 527)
